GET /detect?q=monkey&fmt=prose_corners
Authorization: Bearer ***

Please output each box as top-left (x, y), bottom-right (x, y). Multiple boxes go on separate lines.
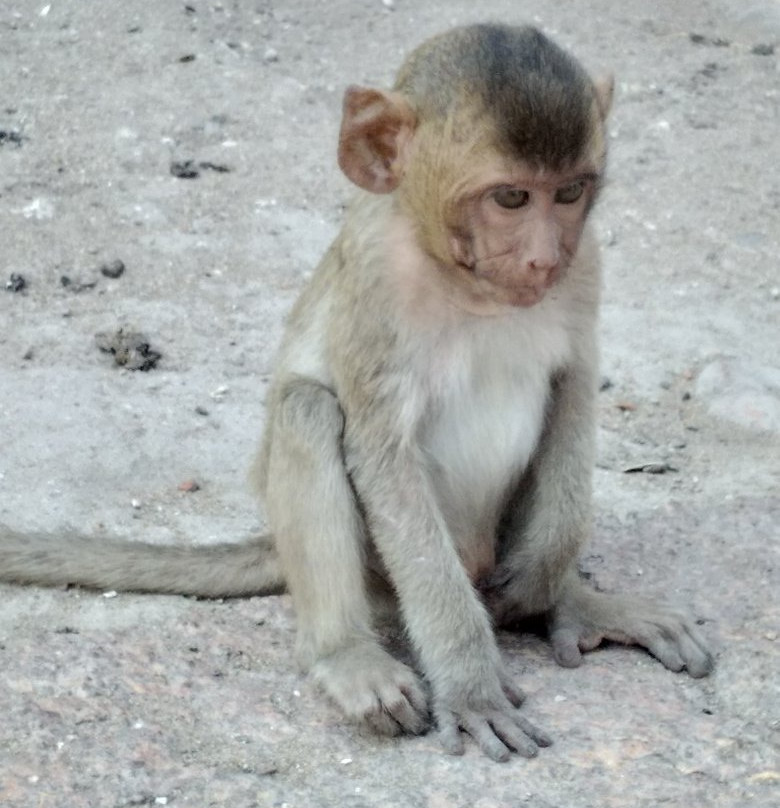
top-left (0, 24), bottom-right (713, 762)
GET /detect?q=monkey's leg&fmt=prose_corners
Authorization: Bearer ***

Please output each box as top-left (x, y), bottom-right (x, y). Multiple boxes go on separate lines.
top-left (263, 377), bottom-right (429, 736)
top-left (487, 363), bottom-right (597, 619)
top-left (486, 366), bottom-right (714, 678)
top-left (548, 568), bottom-right (714, 678)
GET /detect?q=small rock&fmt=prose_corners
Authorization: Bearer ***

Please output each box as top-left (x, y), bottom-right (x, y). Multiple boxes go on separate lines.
top-left (199, 160), bottom-right (231, 173)
top-left (95, 328), bottom-right (162, 371)
top-left (5, 272), bottom-right (26, 292)
top-left (170, 160), bottom-right (200, 179)
top-left (61, 274), bottom-right (98, 293)
top-left (0, 129), bottom-right (24, 147)
top-left (624, 462), bottom-right (678, 474)
top-left (100, 259), bottom-right (126, 279)
top-left (178, 479), bottom-right (201, 493)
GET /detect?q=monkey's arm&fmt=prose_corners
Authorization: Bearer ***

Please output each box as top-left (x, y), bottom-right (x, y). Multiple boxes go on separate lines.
top-left (348, 433), bottom-right (551, 761)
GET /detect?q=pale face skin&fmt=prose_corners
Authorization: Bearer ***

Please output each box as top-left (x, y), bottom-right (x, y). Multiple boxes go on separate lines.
top-left (450, 163), bottom-right (600, 308)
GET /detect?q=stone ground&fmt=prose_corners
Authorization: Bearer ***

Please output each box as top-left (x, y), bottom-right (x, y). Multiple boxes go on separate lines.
top-left (0, 1), bottom-right (778, 806)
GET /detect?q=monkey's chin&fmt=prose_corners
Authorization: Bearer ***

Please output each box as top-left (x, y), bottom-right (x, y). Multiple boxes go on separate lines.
top-left (506, 287), bottom-right (547, 308)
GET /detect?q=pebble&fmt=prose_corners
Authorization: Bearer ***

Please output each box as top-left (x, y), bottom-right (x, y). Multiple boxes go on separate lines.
top-left (100, 259), bottom-right (126, 279)
top-left (5, 272), bottom-right (26, 292)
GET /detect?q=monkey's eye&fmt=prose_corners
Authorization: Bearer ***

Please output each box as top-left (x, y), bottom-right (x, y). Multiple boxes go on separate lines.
top-left (492, 187), bottom-right (530, 209)
top-left (555, 180), bottom-right (586, 204)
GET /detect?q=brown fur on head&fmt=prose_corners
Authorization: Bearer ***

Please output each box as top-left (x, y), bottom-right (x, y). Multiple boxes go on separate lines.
top-left (337, 25), bottom-right (612, 273)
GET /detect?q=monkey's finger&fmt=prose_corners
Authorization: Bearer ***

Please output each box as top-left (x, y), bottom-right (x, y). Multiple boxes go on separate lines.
top-left (486, 713), bottom-right (540, 759)
top-left (676, 625), bottom-right (715, 678)
top-left (376, 685), bottom-right (429, 735)
top-left (577, 633), bottom-right (603, 652)
top-left (550, 626), bottom-right (584, 668)
top-left (512, 714), bottom-right (553, 748)
top-left (459, 713), bottom-right (512, 762)
top-left (366, 709), bottom-right (405, 737)
top-left (640, 632), bottom-right (685, 673)
top-left (499, 676), bottom-right (526, 708)
top-left (403, 681), bottom-right (433, 718)
top-left (437, 712), bottom-right (466, 757)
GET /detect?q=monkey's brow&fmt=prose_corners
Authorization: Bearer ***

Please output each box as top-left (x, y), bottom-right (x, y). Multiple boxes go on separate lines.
top-left (567, 171), bottom-right (601, 184)
top-left (509, 170), bottom-right (601, 190)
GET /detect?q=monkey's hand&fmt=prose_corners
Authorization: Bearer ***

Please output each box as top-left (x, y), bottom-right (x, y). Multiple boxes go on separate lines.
top-left (434, 664), bottom-right (552, 762)
top-left (311, 642), bottom-right (430, 737)
top-left (548, 574), bottom-right (714, 678)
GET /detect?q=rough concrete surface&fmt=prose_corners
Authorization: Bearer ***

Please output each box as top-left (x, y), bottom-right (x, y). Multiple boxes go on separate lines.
top-left (1, 1), bottom-right (778, 806)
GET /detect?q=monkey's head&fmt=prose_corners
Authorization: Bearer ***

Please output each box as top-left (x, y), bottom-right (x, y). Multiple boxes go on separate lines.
top-left (338, 24), bottom-right (613, 311)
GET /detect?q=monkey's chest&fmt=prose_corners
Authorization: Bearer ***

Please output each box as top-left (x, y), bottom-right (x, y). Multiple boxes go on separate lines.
top-left (425, 365), bottom-right (550, 518)
top-left (421, 317), bottom-right (570, 579)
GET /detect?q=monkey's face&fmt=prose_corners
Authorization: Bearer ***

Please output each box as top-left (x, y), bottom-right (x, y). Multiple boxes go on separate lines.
top-left (447, 161), bottom-right (599, 309)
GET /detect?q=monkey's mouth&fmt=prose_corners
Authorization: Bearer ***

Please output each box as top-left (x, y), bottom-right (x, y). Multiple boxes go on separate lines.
top-left (507, 286), bottom-right (548, 307)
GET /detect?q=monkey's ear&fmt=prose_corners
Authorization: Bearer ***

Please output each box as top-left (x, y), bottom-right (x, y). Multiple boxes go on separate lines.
top-left (338, 86), bottom-right (417, 194)
top-left (593, 74), bottom-right (615, 120)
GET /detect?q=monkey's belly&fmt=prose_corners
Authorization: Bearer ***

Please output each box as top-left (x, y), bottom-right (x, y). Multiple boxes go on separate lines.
top-left (425, 371), bottom-right (549, 580)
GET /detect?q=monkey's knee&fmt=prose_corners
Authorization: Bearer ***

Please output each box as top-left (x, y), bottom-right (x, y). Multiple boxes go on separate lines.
top-left (276, 377), bottom-right (345, 441)
top-left (483, 564), bottom-right (564, 625)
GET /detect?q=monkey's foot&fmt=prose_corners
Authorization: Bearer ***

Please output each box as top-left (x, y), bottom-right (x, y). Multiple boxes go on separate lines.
top-left (312, 642), bottom-right (430, 736)
top-left (548, 580), bottom-right (714, 678)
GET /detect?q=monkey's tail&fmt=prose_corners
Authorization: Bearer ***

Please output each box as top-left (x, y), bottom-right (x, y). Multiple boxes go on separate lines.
top-left (0, 529), bottom-right (286, 598)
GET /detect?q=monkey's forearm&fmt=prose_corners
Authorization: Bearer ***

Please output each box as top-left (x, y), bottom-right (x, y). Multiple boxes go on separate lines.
top-left (351, 449), bottom-right (501, 680)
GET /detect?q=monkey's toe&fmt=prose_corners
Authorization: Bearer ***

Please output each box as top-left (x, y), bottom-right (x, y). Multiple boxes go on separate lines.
top-left (550, 626), bottom-right (585, 668)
